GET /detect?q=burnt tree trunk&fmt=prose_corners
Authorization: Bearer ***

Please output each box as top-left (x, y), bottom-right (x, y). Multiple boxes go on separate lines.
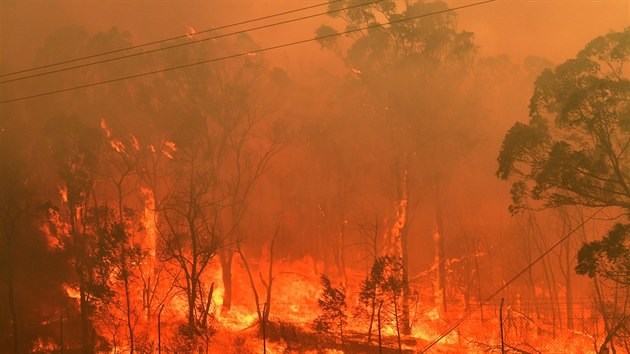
top-left (593, 276), bottom-right (617, 354)
top-left (435, 197), bottom-right (447, 314)
top-left (559, 208), bottom-right (574, 330)
top-left (188, 223), bottom-right (199, 336)
top-left (5, 222), bottom-right (19, 354)
top-left (473, 238), bottom-right (484, 320)
top-left (220, 250), bottom-right (234, 312)
top-left (75, 214), bottom-right (94, 354)
top-left (400, 218), bottom-right (411, 335)
top-left (565, 240), bottom-right (574, 330)
top-left (366, 218), bottom-right (379, 343)
top-left (117, 184), bottom-right (134, 354)
top-left (367, 291), bottom-right (377, 343)
top-left (261, 238), bottom-right (275, 328)
top-left (393, 291), bottom-right (402, 353)
top-left (121, 249), bottom-right (134, 353)
top-left (79, 279), bottom-right (93, 354)
top-left (239, 231), bottom-right (276, 334)
top-left (395, 159), bottom-right (411, 335)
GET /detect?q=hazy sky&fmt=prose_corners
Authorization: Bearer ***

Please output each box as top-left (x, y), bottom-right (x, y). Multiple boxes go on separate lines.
top-left (452, 0), bottom-right (629, 62)
top-left (1, 0), bottom-right (628, 75)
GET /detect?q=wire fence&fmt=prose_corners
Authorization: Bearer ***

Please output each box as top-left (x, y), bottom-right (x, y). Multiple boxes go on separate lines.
top-left (19, 299), bottom-right (629, 353)
top-left (137, 303), bottom-right (630, 353)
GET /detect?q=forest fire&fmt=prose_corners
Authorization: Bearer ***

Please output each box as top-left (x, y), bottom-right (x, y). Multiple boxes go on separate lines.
top-left (2, 0), bottom-right (630, 353)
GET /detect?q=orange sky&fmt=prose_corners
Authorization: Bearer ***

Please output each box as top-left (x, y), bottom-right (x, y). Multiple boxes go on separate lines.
top-left (1, 0), bottom-right (628, 74)
top-left (451, 0), bottom-right (629, 62)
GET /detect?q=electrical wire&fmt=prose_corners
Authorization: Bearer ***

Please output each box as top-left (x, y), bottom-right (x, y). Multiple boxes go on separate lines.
top-left (420, 206), bottom-right (604, 353)
top-left (0, 0), bottom-right (496, 104)
top-left (0, 0), bottom-right (385, 84)
top-left (0, 0), bottom-right (345, 79)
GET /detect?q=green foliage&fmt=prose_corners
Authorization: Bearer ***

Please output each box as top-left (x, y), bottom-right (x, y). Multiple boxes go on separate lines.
top-left (315, 25), bottom-right (340, 49)
top-left (82, 207), bottom-right (120, 302)
top-left (315, 0), bottom-right (481, 191)
top-left (313, 274), bottom-right (347, 341)
top-left (45, 115), bottom-right (102, 207)
top-left (318, 0), bottom-right (475, 79)
top-left (497, 27), bottom-right (630, 286)
top-left (496, 118), bottom-right (549, 180)
top-left (576, 223), bottom-right (630, 285)
top-left (497, 27), bottom-right (630, 213)
top-left (35, 26), bottom-right (91, 65)
top-left (358, 256), bottom-right (407, 321)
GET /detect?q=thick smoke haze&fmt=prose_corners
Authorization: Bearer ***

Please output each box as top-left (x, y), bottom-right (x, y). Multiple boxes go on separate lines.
top-left (1, 1), bottom-right (629, 353)
top-left (454, 0), bottom-right (629, 62)
top-left (2, 1), bottom-right (628, 71)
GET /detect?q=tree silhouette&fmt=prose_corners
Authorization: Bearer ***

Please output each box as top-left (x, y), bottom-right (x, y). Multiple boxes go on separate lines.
top-left (497, 28), bottom-right (630, 285)
top-left (497, 27), bottom-right (630, 351)
top-left (358, 255), bottom-right (407, 351)
top-left (576, 223), bottom-right (630, 285)
top-left (316, 0), bottom-right (478, 321)
top-left (314, 274), bottom-right (347, 343)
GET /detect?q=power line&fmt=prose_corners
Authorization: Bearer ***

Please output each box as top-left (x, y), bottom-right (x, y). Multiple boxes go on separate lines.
top-left (0, 0), bottom-right (344, 79)
top-left (0, 0), bottom-right (496, 104)
top-left (420, 206), bottom-right (604, 353)
top-left (1, 0), bottom-right (385, 84)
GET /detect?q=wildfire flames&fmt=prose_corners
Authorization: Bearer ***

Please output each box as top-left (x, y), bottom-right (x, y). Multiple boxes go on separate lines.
top-left (3, 1), bottom-right (630, 353)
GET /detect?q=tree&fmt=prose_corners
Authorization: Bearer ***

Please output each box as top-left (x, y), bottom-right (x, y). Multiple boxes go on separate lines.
top-left (497, 27), bottom-right (630, 351)
top-left (43, 115), bottom-right (117, 354)
top-left (497, 27), bottom-right (630, 285)
top-left (155, 131), bottom-right (220, 345)
top-left (358, 256), bottom-right (407, 351)
top-left (497, 28), bottom-right (630, 212)
top-left (239, 232), bottom-right (276, 337)
top-left (0, 109), bottom-right (33, 353)
top-left (5, 24), bottom-right (156, 352)
top-left (41, 116), bottom-right (144, 353)
top-left (313, 274), bottom-right (348, 343)
top-left (316, 0), bottom-right (477, 321)
top-left (208, 58), bottom-right (286, 314)
top-left (576, 223), bottom-right (630, 285)
top-left (99, 121), bottom-right (145, 354)
top-left (144, 33), bottom-right (286, 315)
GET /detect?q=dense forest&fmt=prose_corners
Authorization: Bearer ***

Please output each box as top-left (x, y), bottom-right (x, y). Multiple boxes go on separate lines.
top-left (1, 0), bottom-right (628, 353)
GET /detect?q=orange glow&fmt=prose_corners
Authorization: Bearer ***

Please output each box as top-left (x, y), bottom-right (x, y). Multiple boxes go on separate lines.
top-left (100, 117), bottom-right (112, 138)
top-left (140, 186), bottom-right (157, 258)
top-left (63, 283), bottom-right (80, 300)
top-left (3, 1), bottom-right (628, 352)
top-left (59, 185), bottom-right (67, 203)
top-left (162, 140), bottom-right (176, 159)
top-left (186, 25), bottom-right (197, 39)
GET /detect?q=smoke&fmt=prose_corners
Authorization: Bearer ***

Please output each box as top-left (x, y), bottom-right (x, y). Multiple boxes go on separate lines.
top-left (451, 0), bottom-right (629, 62)
top-left (2, 1), bottom-right (629, 352)
top-left (4, 0), bottom-right (627, 71)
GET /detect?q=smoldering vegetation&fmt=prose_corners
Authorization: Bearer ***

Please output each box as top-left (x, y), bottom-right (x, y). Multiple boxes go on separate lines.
top-left (0, 1), bottom-right (628, 353)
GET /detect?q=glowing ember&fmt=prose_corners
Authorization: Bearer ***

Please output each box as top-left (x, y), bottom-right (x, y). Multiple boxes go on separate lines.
top-left (4, 6), bottom-right (627, 354)
top-left (59, 185), bottom-right (68, 202)
top-left (100, 117), bottom-right (112, 138)
top-left (63, 283), bottom-right (80, 300)
top-left (162, 140), bottom-right (176, 159)
top-left (186, 25), bottom-right (197, 39)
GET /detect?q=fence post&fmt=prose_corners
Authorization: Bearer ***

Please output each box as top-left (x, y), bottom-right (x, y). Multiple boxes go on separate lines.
top-left (59, 311), bottom-right (63, 354)
top-left (500, 298), bottom-right (505, 354)
top-left (263, 302), bottom-right (267, 353)
top-left (378, 301), bottom-right (383, 354)
top-left (158, 304), bottom-right (164, 354)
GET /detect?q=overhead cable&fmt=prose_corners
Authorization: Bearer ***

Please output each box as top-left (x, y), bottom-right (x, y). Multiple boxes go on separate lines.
top-left (420, 206), bottom-right (604, 353)
top-left (2, 0), bottom-right (385, 84)
top-left (0, 0), bottom-right (496, 104)
top-left (0, 0), bottom-right (345, 79)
